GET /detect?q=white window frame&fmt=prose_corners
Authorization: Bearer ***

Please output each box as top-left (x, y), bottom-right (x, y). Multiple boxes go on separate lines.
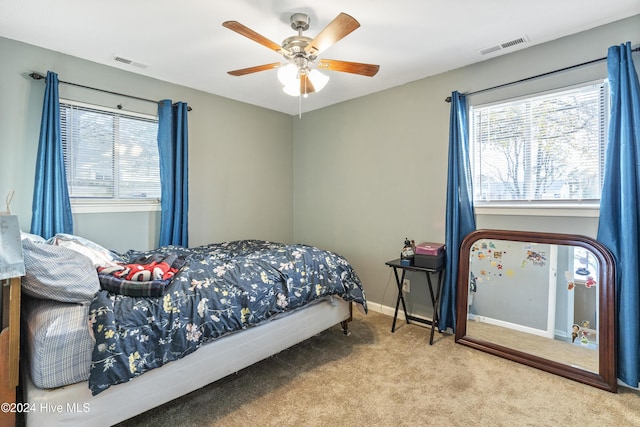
top-left (60, 99), bottom-right (161, 214)
top-left (469, 80), bottom-right (608, 217)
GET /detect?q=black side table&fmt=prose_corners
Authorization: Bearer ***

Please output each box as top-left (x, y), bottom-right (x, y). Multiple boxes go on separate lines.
top-left (385, 258), bottom-right (444, 345)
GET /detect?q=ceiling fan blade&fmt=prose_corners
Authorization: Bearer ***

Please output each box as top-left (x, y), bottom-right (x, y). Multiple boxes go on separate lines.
top-left (222, 21), bottom-right (283, 53)
top-left (317, 59), bottom-right (380, 77)
top-left (227, 62), bottom-right (281, 76)
top-left (304, 13), bottom-right (360, 56)
top-left (300, 74), bottom-right (316, 95)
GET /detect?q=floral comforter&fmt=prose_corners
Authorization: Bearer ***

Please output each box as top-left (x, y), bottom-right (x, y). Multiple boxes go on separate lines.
top-left (88, 240), bottom-right (367, 395)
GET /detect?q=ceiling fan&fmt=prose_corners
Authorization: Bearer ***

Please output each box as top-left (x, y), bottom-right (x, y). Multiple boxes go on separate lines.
top-left (222, 12), bottom-right (379, 97)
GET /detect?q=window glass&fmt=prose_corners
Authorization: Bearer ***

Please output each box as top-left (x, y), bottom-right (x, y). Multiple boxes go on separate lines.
top-left (60, 101), bottom-right (160, 200)
top-left (469, 82), bottom-right (607, 204)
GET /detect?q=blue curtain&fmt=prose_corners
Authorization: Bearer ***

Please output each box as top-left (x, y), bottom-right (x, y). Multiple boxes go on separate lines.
top-left (597, 42), bottom-right (640, 388)
top-left (440, 91), bottom-right (476, 332)
top-left (157, 100), bottom-right (189, 247)
top-left (30, 71), bottom-right (73, 239)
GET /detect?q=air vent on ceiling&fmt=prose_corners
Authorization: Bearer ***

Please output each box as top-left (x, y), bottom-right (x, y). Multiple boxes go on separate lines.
top-left (479, 35), bottom-right (529, 55)
top-left (113, 55), bottom-right (148, 69)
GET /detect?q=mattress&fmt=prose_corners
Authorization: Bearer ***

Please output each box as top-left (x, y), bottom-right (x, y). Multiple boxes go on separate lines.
top-left (22, 296), bottom-right (94, 389)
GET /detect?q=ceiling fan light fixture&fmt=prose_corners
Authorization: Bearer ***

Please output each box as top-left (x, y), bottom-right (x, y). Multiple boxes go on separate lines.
top-left (283, 83), bottom-right (301, 97)
top-left (308, 69), bottom-right (329, 92)
top-left (281, 67), bottom-right (329, 97)
top-left (277, 62), bottom-right (298, 86)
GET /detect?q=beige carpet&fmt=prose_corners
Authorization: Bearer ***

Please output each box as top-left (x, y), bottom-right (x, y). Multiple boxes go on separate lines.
top-left (116, 310), bottom-right (640, 427)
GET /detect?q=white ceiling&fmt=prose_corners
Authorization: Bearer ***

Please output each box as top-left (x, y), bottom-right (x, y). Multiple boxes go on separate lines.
top-left (1, 1), bottom-right (639, 115)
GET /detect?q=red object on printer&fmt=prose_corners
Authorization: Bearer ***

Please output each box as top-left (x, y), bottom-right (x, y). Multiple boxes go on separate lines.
top-left (415, 242), bottom-right (445, 256)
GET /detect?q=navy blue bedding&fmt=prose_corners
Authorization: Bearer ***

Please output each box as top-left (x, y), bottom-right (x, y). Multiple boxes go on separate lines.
top-left (88, 240), bottom-right (367, 395)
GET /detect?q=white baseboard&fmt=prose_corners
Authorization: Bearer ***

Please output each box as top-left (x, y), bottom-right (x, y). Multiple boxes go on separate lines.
top-left (367, 302), bottom-right (432, 329)
top-left (618, 378), bottom-right (640, 390)
top-left (468, 313), bottom-right (553, 338)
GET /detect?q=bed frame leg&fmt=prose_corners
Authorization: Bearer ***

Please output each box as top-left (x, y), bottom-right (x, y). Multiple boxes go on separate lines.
top-left (340, 320), bottom-right (351, 336)
top-left (340, 301), bottom-right (353, 336)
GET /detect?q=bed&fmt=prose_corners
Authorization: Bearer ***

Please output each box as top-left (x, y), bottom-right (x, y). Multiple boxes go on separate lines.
top-left (12, 235), bottom-right (367, 427)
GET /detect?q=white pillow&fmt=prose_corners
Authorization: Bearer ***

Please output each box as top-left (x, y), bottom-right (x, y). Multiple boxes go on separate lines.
top-left (21, 232), bottom-right (46, 243)
top-left (48, 233), bottom-right (122, 268)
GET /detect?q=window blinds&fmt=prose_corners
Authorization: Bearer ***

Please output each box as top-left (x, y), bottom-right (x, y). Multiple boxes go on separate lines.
top-left (60, 101), bottom-right (161, 200)
top-left (470, 81), bottom-right (606, 203)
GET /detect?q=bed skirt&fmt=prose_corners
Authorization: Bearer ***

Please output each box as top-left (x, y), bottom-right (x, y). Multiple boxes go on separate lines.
top-left (23, 297), bottom-right (351, 427)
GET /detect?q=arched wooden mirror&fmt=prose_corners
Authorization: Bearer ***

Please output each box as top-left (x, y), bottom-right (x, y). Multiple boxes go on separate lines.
top-left (455, 229), bottom-right (616, 392)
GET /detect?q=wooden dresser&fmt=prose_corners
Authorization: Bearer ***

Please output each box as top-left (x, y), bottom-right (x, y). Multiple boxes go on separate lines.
top-left (0, 277), bottom-right (21, 427)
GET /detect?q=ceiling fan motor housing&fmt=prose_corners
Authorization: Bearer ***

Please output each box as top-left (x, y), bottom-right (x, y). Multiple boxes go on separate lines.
top-left (283, 13), bottom-right (316, 63)
top-left (290, 13), bottom-right (310, 31)
top-left (281, 36), bottom-right (315, 61)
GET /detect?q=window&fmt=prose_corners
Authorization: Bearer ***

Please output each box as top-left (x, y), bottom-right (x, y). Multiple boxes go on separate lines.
top-left (572, 246), bottom-right (598, 285)
top-left (60, 100), bottom-right (160, 207)
top-left (469, 82), bottom-right (607, 206)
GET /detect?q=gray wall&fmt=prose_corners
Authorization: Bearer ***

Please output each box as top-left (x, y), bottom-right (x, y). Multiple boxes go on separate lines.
top-left (1, 16), bottom-right (638, 319)
top-left (0, 37), bottom-right (293, 253)
top-left (293, 16), bottom-right (640, 317)
top-left (468, 240), bottom-right (551, 331)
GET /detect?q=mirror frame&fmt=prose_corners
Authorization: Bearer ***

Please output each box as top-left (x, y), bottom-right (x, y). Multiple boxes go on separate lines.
top-left (455, 229), bottom-right (616, 392)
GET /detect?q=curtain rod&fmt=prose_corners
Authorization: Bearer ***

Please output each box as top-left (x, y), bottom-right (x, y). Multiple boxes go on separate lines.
top-left (28, 72), bottom-right (192, 111)
top-left (444, 46), bottom-right (640, 102)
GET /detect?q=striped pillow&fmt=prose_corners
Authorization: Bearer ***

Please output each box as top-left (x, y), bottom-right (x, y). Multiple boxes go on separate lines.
top-left (22, 239), bottom-right (100, 303)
